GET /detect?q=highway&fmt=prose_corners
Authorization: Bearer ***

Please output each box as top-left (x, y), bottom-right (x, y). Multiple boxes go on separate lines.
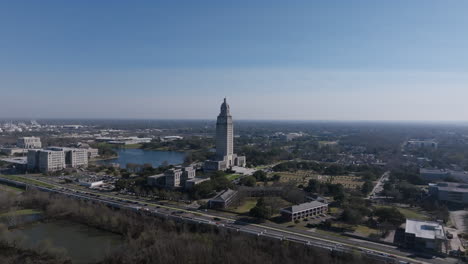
top-left (0, 175), bottom-right (458, 264)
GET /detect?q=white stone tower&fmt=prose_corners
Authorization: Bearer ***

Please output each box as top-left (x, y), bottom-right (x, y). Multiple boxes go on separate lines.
top-left (216, 98), bottom-right (234, 165)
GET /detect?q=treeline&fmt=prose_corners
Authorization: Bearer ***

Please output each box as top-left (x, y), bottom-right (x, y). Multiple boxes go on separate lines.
top-left (240, 146), bottom-right (292, 167)
top-left (18, 190), bottom-right (381, 264)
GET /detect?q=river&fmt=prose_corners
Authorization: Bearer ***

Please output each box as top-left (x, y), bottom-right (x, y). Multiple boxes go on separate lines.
top-left (12, 220), bottom-right (123, 264)
top-left (97, 148), bottom-right (185, 168)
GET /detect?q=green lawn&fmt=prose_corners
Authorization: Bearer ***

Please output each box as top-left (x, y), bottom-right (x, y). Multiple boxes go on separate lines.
top-left (376, 205), bottom-right (429, 221)
top-left (354, 225), bottom-right (380, 236)
top-left (226, 174), bottom-right (241, 181)
top-left (0, 182), bottom-right (24, 193)
top-left (229, 198), bottom-right (257, 214)
top-left (0, 209), bottom-right (42, 217)
top-left (0, 175), bottom-right (54, 188)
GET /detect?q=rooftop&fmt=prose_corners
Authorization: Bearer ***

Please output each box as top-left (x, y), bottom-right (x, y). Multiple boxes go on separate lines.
top-left (405, 219), bottom-right (445, 240)
top-left (430, 182), bottom-right (468, 193)
top-left (281, 201), bottom-right (327, 214)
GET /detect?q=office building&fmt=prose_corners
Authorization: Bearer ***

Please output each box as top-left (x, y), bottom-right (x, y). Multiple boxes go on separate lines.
top-left (28, 149), bottom-right (65, 172)
top-left (185, 177), bottom-right (210, 189)
top-left (401, 219), bottom-right (447, 253)
top-left (27, 147), bottom-right (88, 173)
top-left (204, 98), bottom-right (246, 171)
top-left (86, 148), bottom-right (99, 159)
top-left (164, 168), bottom-right (183, 188)
top-left (428, 182), bottom-right (468, 204)
top-left (280, 201), bottom-right (328, 221)
top-left (420, 168), bottom-right (468, 183)
top-left (17, 137), bottom-right (42, 149)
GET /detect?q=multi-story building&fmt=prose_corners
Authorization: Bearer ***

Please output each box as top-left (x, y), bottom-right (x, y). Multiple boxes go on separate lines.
top-left (181, 166), bottom-right (196, 182)
top-left (420, 168), bottom-right (468, 183)
top-left (400, 219), bottom-right (447, 253)
top-left (27, 147), bottom-right (88, 172)
top-left (48, 147), bottom-right (88, 168)
top-left (204, 98), bottom-right (246, 171)
top-left (428, 182), bottom-right (468, 204)
top-left (27, 149), bottom-right (66, 172)
top-left (17, 137), bottom-right (42, 149)
top-left (280, 201), bottom-right (328, 221)
top-left (164, 168), bottom-right (183, 188)
top-left (86, 148), bottom-right (99, 159)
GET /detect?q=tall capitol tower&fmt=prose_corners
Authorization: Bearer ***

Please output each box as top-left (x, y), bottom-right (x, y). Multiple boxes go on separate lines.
top-left (216, 98), bottom-right (234, 162)
top-left (204, 98), bottom-right (246, 171)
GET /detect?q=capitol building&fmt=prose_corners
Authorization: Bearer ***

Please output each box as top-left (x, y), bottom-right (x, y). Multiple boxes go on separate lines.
top-left (204, 98), bottom-right (246, 171)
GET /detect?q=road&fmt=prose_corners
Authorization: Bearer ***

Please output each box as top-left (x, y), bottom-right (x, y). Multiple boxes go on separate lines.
top-left (368, 171), bottom-right (390, 199)
top-left (0, 175), bottom-right (458, 264)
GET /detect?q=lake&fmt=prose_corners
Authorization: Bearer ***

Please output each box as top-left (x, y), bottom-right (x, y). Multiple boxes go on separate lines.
top-left (12, 220), bottom-right (123, 264)
top-left (98, 148), bottom-right (185, 168)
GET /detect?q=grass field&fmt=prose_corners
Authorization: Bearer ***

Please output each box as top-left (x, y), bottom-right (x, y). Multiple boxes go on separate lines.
top-left (375, 205), bottom-right (429, 221)
top-left (275, 171), bottom-right (364, 189)
top-left (0, 175), bottom-right (54, 188)
top-left (226, 174), bottom-right (242, 181)
top-left (229, 198), bottom-right (257, 214)
top-left (354, 225), bottom-right (380, 236)
top-left (0, 209), bottom-right (42, 217)
top-left (0, 183), bottom-right (24, 194)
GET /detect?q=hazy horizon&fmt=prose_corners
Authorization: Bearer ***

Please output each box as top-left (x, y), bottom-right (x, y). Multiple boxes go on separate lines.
top-left (2, 1), bottom-right (467, 121)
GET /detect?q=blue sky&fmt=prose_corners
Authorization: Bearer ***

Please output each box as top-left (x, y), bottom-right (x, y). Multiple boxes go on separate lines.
top-left (1, 0), bottom-right (467, 120)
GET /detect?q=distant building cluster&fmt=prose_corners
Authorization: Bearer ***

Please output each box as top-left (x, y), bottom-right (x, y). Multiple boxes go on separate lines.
top-left (27, 147), bottom-right (88, 173)
top-left (405, 139), bottom-right (438, 150)
top-left (204, 98), bottom-right (246, 171)
top-left (96, 136), bottom-right (152, 145)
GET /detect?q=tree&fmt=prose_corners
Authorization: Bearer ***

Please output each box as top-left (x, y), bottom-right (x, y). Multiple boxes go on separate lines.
top-left (240, 176), bottom-right (256, 187)
top-left (253, 170), bottom-right (268, 182)
top-left (249, 198), bottom-right (272, 220)
top-left (361, 181), bottom-right (373, 195)
top-left (271, 174), bottom-right (281, 182)
top-left (374, 207), bottom-right (405, 227)
top-left (342, 208), bottom-right (364, 225)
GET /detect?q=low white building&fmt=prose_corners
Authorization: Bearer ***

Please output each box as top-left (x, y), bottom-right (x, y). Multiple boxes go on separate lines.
top-left (17, 136), bottom-right (42, 149)
top-left (280, 201), bottom-right (328, 221)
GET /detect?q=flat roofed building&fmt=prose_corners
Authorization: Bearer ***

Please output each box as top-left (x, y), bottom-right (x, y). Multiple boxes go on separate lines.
top-left (0, 147), bottom-right (29, 156)
top-left (185, 177), bottom-right (210, 189)
top-left (420, 168), bottom-right (468, 183)
top-left (429, 182), bottom-right (468, 204)
top-left (403, 219), bottom-right (447, 253)
top-left (147, 174), bottom-right (165, 187)
top-left (281, 201), bottom-right (328, 221)
top-left (165, 168), bottom-right (183, 188)
top-left (48, 147), bottom-right (88, 168)
top-left (17, 137), bottom-right (42, 149)
top-left (86, 148), bottom-right (99, 159)
top-left (38, 150), bottom-right (65, 172)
